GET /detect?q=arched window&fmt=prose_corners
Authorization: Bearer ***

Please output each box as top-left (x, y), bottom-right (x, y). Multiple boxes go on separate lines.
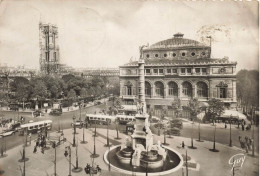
top-left (155, 81), bottom-right (164, 97)
top-left (197, 82), bottom-right (208, 98)
top-left (182, 81), bottom-right (192, 97)
top-left (168, 81), bottom-right (178, 97)
top-left (145, 82), bottom-right (151, 97)
top-left (125, 81), bottom-right (133, 96)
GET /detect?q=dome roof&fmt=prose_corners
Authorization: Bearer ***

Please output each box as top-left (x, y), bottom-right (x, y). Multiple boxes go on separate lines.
top-left (146, 33), bottom-right (208, 50)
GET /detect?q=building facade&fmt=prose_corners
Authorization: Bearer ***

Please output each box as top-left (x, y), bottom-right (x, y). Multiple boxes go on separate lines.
top-left (119, 33), bottom-right (237, 117)
top-left (39, 23), bottom-right (60, 75)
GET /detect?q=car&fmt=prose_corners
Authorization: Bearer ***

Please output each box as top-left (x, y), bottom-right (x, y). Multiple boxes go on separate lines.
top-left (0, 130), bottom-right (15, 137)
top-left (28, 120), bottom-right (34, 123)
top-left (71, 120), bottom-right (84, 127)
top-left (94, 101), bottom-right (102, 105)
top-left (50, 109), bottom-right (62, 116)
top-left (33, 110), bottom-right (42, 117)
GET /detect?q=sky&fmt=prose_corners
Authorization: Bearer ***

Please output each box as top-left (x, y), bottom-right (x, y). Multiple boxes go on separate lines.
top-left (0, 0), bottom-right (258, 71)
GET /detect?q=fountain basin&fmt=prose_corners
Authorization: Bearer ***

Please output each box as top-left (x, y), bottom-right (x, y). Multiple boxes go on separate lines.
top-left (104, 145), bottom-right (183, 176)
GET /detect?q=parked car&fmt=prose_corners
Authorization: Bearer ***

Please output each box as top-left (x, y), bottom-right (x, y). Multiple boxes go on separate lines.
top-left (50, 109), bottom-right (62, 116)
top-left (170, 119), bottom-right (183, 129)
top-left (33, 110), bottom-right (42, 117)
top-left (0, 129), bottom-right (15, 137)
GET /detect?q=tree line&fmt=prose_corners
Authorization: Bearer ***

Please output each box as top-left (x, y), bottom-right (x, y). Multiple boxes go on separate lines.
top-left (3, 74), bottom-right (119, 107)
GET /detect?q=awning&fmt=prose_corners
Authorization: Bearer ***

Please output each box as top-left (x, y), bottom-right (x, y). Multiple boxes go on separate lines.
top-left (221, 110), bottom-right (247, 120)
top-left (120, 105), bottom-right (137, 112)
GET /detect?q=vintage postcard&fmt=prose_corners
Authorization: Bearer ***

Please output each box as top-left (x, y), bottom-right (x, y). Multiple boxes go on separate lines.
top-left (0, 1), bottom-right (258, 176)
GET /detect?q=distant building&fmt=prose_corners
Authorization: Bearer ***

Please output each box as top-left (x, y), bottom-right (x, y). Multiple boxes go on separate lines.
top-left (39, 22), bottom-right (60, 75)
top-left (119, 33), bottom-right (237, 118)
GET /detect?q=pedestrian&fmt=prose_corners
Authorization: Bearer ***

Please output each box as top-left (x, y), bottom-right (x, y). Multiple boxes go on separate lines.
top-left (238, 121), bottom-right (240, 129)
top-left (224, 122), bottom-right (227, 129)
top-left (97, 165), bottom-right (101, 173)
top-left (242, 124), bottom-right (244, 131)
top-left (33, 146), bottom-right (37, 153)
top-left (182, 141), bottom-right (185, 148)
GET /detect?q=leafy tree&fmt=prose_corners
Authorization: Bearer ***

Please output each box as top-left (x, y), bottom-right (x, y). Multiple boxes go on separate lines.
top-left (31, 79), bottom-right (48, 108)
top-left (80, 88), bottom-right (87, 98)
top-left (67, 89), bottom-right (77, 100)
top-left (237, 69), bottom-right (259, 113)
top-left (15, 83), bottom-right (30, 109)
top-left (207, 98), bottom-right (224, 124)
top-left (172, 98), bottom-right (182, 118)
top-left (187, 98), bottom-right (201, 121)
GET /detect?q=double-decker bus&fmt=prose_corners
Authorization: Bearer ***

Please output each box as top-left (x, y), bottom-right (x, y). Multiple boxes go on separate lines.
top-left (19, 120), bottom-right (52, 135)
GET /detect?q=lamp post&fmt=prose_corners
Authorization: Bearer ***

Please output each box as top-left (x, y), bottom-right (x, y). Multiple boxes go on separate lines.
top-left (81, 122), bottom-right (87, 144)
top-left (90, 124), bottom-right (99, 158)
top-left (251, 107), bottom-right (255, 157)
top-left (72, 140), bottom-right (82, 173)
top-left (115, 119), bottom-right (121, 140)
top-left (104, 119), bottom-right (111, 147)
top-left (51, 141), bottom-right (57, 176)
top-left (229, 115), bottom-right (232, 147)
top-left (72, 116), bottom-right (76, 147)
top-left (210, 120), bottom-right (219, 152)
top-left (65, 146), bottom-right (72, 176)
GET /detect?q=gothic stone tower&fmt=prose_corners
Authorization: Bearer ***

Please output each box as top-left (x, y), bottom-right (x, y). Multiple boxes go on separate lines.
top-left (39, 22), bottom-right (60, 75)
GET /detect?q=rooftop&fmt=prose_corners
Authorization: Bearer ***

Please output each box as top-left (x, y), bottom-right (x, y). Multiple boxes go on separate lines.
top-left (144, 33), bottom-right (209, 50)
top-left (121, 58), bottom-right (237, 67)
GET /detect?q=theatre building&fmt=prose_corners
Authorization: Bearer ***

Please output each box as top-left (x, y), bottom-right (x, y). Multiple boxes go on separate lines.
top-left (119, 33), bottom-right (237, 117)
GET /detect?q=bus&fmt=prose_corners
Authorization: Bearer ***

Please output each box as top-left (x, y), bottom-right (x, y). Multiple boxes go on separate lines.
top-left (116, 115), bottom-right (136, 125)
top-left (86, 114), bottom-right (116, 125)
top-left (19, 120), bottom-right (52, 135)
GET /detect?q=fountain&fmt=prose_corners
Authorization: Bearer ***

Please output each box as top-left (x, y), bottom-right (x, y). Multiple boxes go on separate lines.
top-left (104, 46), bottom-right (183, 175)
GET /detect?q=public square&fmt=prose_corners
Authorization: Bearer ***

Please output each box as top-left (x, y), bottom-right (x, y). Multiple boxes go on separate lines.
top-left (0, 103), bottom-right (259, 176)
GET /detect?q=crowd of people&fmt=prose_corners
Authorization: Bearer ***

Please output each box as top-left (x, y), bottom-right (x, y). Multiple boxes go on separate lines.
top-left (33, 130), bottom-right (47, 154)
top-left (239, 136), bottom-right (253, 153)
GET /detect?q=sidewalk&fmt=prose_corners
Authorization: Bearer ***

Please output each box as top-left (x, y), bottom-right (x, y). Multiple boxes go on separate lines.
top-left (0, 127), bottom-right (258, 176)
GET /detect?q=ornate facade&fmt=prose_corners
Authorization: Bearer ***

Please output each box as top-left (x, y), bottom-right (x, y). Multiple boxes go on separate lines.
top-left (39, 23), bottom-right (60, 75)
top-left (119, 33), bottom-right (237, 117)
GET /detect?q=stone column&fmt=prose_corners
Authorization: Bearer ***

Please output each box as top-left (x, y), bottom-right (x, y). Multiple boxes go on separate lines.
top-left (164, 83), bottom-right (167, 98)
top-left (179, 83), bottom-right (182, 99)
top-left (232, 80), bottom-right (237, 102)
top-left (192, 85), bottom-right (196, 98)
top-left (209, 80), bottom-right (213, 98)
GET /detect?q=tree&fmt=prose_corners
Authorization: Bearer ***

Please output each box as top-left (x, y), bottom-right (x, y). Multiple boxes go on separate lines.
top-left (237, 69), bottom-right (259, 113)
top-left (172, 98), bottom-right (182, 118)
top-left (207, 98), bottom-right (224, 152)
top-left (207, 98), bottom-right (224, 124)
top-left (15, 83), bottom-right (30, 109)
top-left (31, 80), bottom-right (48, 108)
top-left (187, 98), bottom-right (201, 121)
top-left (80, 88), bottom-right (87, 98)
top-left (67, 89), bottom-right (77, 100)
top-left (187, 98), bottom-right (201, 149)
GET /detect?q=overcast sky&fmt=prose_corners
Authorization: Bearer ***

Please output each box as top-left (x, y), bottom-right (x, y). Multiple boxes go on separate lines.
top-left (0, 0), bottom-right (258, 71)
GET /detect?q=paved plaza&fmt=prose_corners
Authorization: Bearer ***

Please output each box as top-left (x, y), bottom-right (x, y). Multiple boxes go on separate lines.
top-left (0, 125), bottom-right (258, 176)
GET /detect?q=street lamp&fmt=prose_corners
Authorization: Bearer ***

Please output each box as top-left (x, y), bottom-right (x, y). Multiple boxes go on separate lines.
top-left (209, 120), bottom-right (219, 152)
top-left (251, 107), bottom-right (255, 157)
top-left (72, 115), bottom-right (76, 147)
top-left (115, 118), bottom-right (121, 140)
top-left (229, 115), bottom-right (232, 147)
top-left (80, 122), bottom-right (87, 144)
top-left (104, 119), bottom-right (111, 147)
top-left (64, 146), bottom-right (72, 176)
top-left (51, 141), bottom-right (57, 176)
top-left (72, 141), bottom-right (82, 173)
top-left (90, 125), bottom-right (99, 158)
top-left (189, 119), bottom-right (197, 149)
